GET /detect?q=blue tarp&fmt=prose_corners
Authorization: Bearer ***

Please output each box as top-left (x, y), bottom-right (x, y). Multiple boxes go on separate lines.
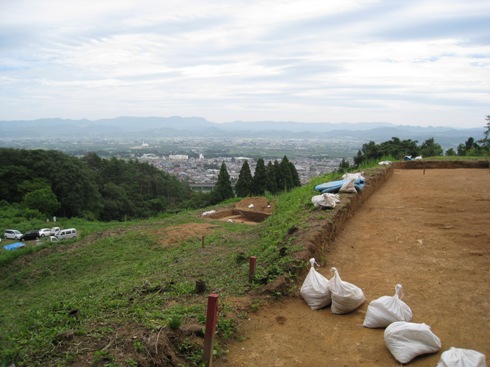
top-left (3, 242), bottom-right (26, 250)
top-left (314, 178), bottom-right (365, 193)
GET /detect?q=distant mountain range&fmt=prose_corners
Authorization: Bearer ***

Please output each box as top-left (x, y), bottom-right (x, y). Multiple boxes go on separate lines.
top-left (0, 116), bottom-right (484, 148)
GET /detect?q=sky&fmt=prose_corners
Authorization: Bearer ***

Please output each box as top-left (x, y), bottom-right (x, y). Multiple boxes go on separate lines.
top-left (1, 0), bottom-right (489, 128)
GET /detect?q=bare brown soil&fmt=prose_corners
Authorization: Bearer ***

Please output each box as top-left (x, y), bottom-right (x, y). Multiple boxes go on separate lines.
top-left (215, 168), bottom-right (490, 367)
top-left (151, 222), bottom-right (221, 246)
top-left (205, 197), bottom-right (274, 224)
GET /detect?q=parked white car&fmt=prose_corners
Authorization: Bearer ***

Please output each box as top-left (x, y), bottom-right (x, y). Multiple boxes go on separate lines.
top-left (39, 228), bottom-right (52, 237)
top-left (50, 227), bottom-right (61, 236)
top-left (56, 228), bottom-right (77, 240)
top-left (4, 229), bottom-right (23, 240)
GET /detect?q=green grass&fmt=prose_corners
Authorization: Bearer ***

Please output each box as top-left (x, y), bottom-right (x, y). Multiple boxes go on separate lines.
top-left (0, 219), bottom-right (132, 267)
top-left (0, 163), bottom-right (388, 366)
top-left (0, 211), bottom-right (266, 365)
top-left (419, 155), bottom-right (489, 161)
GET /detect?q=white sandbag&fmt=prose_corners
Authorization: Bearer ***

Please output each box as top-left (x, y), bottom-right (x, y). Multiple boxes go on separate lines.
top-left (384, 321), bottom-right (441, 364)
top-left (437, 347), bottom-right (487, 367)
top-left (328, 267), bottom-right (365, 314)
top-left (300, 258), bottom-right (331, 310)
top-left (339, 178), bottom-right (357, 193)
top-left (342, 171), bottom-right (365, 181)
top-left (379, 160), bottom-right (392, 166)
top-left (363, 284), bottom-right (412, 328)
top-left (201, 210), bottom-right (216, 216)
top-left (311, 193), bottom-right (341, 209)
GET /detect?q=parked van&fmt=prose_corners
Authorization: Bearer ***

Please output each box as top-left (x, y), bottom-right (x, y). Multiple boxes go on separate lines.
top-left (56, 228), bottom-right (77, 240)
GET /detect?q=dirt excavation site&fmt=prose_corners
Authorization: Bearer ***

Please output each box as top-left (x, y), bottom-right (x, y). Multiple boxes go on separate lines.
top-left (215, 164), bottom-right (490, 367)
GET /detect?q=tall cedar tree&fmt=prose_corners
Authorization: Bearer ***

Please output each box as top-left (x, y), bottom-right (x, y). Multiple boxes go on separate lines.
top-left (211, 161), bottom-right (234, 204)
top-left (288, 161), bottom-right (301, 187)
top-left (280, 156), bottom-right (294, 190)
top-left (235, 160), bottom-right (254, 197)
top-left (273, 160), bottom-right (284, 192)
top-left (478, 115), bottom-right (490, 151)
top-left (252, 158), bottom-right (267, 195)
top-left (265, 161), bottom-right (278, 194)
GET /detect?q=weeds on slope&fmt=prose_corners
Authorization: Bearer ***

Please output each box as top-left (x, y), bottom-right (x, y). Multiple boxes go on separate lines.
top-left (0, 164), bottom-right (386, 366)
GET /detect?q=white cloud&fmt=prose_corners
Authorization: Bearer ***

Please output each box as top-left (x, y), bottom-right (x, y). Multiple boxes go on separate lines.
top-left (0, 0), bottom-right (489, 128)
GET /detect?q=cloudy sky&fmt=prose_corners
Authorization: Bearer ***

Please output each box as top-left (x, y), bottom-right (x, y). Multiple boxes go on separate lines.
top-left (1, 0), bottom-right (489, 128)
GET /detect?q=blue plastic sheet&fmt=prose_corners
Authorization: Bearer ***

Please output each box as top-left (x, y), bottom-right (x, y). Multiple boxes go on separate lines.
top-left (314, 178), bottom-right (365, 193)
top-left (3, 242), bottom-right (26, 250)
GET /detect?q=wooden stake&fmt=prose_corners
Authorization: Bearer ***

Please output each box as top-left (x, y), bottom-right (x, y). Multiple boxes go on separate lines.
top-left (249, 256), bottom-right (257, 283)
top-left (202, 294), bottom-right (219, 367)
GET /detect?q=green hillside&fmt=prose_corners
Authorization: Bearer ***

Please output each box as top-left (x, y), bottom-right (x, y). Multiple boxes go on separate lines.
top-left (0, 165), bottom-right (339, 367)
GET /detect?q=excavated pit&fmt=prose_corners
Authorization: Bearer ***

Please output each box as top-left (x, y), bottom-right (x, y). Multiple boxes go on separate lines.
top-left (204, 197), bottom-right (274, 224)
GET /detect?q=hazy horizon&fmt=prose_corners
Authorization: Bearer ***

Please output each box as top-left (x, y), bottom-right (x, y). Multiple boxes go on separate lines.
top-left (0, 116), bottom-right (486, 131)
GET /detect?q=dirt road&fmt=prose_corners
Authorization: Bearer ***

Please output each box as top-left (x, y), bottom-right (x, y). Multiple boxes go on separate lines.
top-left (215, 168), bottom-right (490, 367)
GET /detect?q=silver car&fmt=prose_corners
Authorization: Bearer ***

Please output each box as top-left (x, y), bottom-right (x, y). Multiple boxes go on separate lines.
top-left (39, 228), bottom-right (52, 237)
top-left (4, 229), bottom-right (23, 240)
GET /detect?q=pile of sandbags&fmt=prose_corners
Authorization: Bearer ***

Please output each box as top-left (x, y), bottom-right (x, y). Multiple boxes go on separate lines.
top-left (297, 259), bottom-right (487, 365)
top-left (300, 263), bottom-right (365, 314)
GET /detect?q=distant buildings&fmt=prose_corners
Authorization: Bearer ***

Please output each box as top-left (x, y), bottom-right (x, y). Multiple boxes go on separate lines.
top-left (169, 154), bottom-right (189, 160)
top-left (136, 154), bottom-right (348, 191)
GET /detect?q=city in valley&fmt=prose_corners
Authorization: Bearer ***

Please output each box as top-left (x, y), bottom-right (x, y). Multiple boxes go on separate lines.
top-left (137, 151), bottom-right (348, 191)
top-left (103, 137), bottom-right (358, 190)
top-left (0, 135), bottom-right (360, 189)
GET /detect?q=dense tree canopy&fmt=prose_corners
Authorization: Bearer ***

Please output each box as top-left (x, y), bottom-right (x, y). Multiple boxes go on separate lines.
top-left (457, 137), bottom-right (486, 156)
top-left (22, 188), bottom-right (60, 217)
top-left (355, 137), bottom-right (437, 165)
top-left (0, 148), bottom-right (192, 221)
top-left (231, 156), bottom-right (301, 198)
top-left (354, 133), bottom-right (488, 165)
top-left (418, 138), bottom-right (443, 158)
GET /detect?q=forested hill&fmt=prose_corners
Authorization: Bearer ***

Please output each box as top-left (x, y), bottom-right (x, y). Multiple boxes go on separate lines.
top-left (0, 149), bottom-right (192, 221)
